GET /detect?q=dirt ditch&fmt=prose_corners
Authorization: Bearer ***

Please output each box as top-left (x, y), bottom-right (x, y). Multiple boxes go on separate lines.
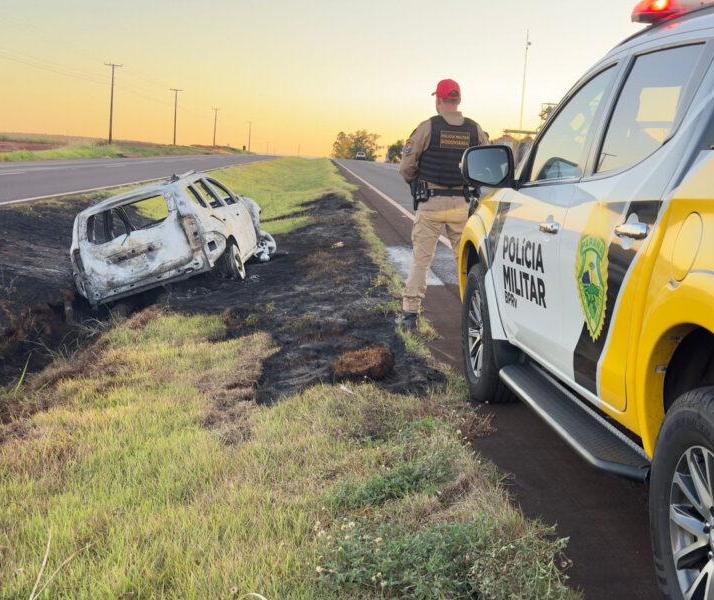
top-left (0, 192), bottom-right (445, 403)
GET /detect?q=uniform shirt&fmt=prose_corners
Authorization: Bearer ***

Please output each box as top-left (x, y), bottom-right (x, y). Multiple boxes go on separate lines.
top-left (399, 111), bottom-right (489, 187)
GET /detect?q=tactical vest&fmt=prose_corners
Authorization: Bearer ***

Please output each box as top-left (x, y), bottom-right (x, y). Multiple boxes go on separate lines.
top-left (418, 116), bottom-right (481, 187)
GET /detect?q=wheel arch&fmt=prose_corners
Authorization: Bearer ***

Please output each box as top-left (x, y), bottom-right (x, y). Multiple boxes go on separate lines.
top-left (664, 327), bottom-right (714, 413)
top-left (636, 276), bottom-right (714, 456)
top-left (458, 214), bottom-right (489, 302)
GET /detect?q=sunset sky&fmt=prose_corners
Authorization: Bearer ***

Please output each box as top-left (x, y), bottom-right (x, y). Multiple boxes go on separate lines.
top-left (0, 0), bottom-right (643, 157)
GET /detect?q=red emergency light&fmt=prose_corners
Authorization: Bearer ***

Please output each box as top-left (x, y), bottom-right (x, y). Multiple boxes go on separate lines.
top-left (633, 0), bottom-right (714, 23)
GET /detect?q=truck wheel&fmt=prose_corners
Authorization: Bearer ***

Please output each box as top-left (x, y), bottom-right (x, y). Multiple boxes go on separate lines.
top-left (219, 241), bottom-right (246, 279)
top-left (462, 263), bottom-right (513, 404)
top-left (650, 387), bottom-right (714, 599)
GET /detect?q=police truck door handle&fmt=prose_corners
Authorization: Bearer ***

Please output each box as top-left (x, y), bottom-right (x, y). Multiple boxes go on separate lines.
top-left (539, 221), bottom-right (561, 234)
top-left (615, 222), bottom-right (649, 240)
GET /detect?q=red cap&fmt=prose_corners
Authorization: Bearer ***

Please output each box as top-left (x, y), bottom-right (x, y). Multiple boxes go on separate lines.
top-left (432, 79), bottom-right (461, 100)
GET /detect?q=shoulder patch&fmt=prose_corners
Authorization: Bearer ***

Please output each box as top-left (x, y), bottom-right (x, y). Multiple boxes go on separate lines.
top-left (403, 140), bottom-right (414, 156)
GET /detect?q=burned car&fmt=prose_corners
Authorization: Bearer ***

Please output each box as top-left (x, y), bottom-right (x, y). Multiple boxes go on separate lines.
top-left (70, 171), bottom-right (276, 306)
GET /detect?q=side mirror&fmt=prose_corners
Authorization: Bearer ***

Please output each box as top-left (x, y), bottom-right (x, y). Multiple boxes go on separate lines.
top-left (461, 145), bottom-right (515, 188)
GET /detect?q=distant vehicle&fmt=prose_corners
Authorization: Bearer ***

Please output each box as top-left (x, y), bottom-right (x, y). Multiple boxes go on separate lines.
top-left (355, 151), bottom-right (367, 160)
top-left (458, 2), bottom-right (714, 597)
top-left (70, 171), bottom-right (276, 306)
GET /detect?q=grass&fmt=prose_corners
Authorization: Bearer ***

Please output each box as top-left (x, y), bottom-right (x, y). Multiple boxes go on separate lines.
top-left (0, 311), bottom-right (576, 599)
top-left (213, 157), bottom-right (356, 235)
top-left (0, 137), bottom-right (245, 163)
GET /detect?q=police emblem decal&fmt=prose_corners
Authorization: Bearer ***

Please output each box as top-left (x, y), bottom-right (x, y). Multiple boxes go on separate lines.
top-left (576, 235), bottom-right (609, 341)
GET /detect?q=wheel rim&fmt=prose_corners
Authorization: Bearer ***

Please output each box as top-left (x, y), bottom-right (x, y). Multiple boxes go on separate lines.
top-left (467, 288), bottom-right (484, 378)
top-left (669, 446), bottom-right (714, 599)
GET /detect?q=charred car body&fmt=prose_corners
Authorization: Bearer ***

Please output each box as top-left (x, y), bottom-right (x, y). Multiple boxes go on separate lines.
top-left (70, 171), bottom-right (276, 306)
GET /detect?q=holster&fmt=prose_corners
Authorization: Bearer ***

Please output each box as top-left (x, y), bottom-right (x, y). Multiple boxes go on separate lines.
top-left (410, 179), bottom-right (429, 211)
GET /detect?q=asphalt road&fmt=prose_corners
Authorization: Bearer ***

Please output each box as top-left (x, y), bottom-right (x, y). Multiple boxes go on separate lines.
top-left (336, 159), bottom-right (660, 600)
top-left (0, 153), bottom-right (273, 205)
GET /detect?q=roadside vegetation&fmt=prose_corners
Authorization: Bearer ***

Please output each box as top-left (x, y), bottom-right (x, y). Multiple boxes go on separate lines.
top-left (0, 158), bottom-right (577, 598)
top-left (0, 133), bottom-right (246, 162)
top-left (214, 157), bottom-right (354, 235)
top-left (331, 130), bottom-right (381, 161)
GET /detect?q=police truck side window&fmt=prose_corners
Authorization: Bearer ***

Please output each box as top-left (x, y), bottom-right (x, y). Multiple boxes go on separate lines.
top-left (529, 67), bottom-right (616, 183)
top-left (597, 44), bottom-right (704, 174)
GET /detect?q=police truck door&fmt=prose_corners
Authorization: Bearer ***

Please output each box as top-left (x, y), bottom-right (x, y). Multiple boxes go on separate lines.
top-left (494, 66), bottom-right (619, 378)
top-left (559, 44), bottom-right (708, 411)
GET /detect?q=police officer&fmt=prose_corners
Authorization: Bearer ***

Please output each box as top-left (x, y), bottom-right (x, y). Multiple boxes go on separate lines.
top-left (399, 79), bottom-right (489, 329)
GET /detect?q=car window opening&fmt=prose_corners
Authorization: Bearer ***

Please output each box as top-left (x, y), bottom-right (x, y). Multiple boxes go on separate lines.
top-left (528, 67), bottom-right (617, 183)
top-left (597, 44), bottom-right (705, 173)
top-left (195, 180), bottom-right (224, 209)
top-left (86, 195), bottom-right (169, 245)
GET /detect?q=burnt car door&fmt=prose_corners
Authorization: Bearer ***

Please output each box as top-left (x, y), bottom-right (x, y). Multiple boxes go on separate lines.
top-left (201, 178), bottom-right (258, 261)
top-left (79, 192), bottom-right (196, 301)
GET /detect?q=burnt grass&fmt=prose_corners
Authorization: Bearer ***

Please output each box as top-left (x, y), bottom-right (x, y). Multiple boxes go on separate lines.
top-left (0, 197), bottom-right (94, 384)
top-left (168, 194), bottom-right (445, 403)
top-left (0, 192), bottom-right (445, 402)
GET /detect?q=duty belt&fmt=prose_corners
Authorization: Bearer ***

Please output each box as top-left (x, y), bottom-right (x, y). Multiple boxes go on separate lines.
top-left (427, 188), bottom-right (466, 198)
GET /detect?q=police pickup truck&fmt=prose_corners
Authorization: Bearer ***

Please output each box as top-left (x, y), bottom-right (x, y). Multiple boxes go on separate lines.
top-left (458, 1), bottom-right (714, 597)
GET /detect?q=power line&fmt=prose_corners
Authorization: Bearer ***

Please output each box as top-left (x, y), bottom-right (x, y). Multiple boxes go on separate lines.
top-left (104, 62), bottom-right (123, 144)
top-left (0, 49), bottom-right (108, 86)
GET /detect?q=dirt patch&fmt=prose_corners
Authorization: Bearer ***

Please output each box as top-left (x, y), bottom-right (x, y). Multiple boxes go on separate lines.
top-left (332, 345), bottom-right (394, 381)
top-left (0, 141), bottom-right (63, 152)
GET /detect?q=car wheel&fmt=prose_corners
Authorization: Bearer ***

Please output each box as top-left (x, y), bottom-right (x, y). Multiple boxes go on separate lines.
top-left (462, 262), bottom-right (514, 404)
top-left (220, 240), bottom-right (246, 279)
top-left (256, 231), bottom-right (277, 262)
top-left (650, 387), bottom-right (714, 599)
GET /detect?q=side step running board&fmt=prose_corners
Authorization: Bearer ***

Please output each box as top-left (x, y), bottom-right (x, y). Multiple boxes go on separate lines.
top-left (500, 364), bottom-right (650, 482)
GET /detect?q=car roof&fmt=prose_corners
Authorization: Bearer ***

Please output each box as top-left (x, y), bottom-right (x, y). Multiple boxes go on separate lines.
top-left (77, 171), bottom-right (207, 218)
top-left (603, 7), bottom-right (714, 63)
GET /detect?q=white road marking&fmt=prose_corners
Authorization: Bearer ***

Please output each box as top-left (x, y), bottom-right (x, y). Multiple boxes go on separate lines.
top-left (337, 161), bottom-right (452, 249)
top-left (387, 246), bottom-right (444, 286)
top-left (0, 170), bottom-right (26, 175)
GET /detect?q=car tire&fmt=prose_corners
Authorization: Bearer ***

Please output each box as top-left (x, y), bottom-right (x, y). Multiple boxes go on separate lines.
top-left (650, 387), bottom-right (714, 600)
top-left (462, 262), bottom-right (514, 404)
top-left (219, 240), bottom-right (246, 279)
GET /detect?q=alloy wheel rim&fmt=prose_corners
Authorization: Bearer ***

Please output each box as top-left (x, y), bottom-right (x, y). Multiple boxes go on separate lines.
top-left (669, 445), bottom-right (714, 599)
top-left (467, 289), bottom-right (484, 378)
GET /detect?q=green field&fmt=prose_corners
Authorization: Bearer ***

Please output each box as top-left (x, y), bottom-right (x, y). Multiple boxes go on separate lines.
top-left (0, 158), bottom-right (576, 599)
top-left (0, 133), bottom-right (246, 163)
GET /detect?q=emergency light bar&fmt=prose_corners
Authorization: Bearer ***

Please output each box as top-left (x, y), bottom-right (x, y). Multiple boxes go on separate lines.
top-left (633, 0), bottom-right (714, 23)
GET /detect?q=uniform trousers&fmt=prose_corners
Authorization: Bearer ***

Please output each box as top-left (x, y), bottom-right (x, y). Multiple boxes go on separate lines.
top-left (402, 195), bottom-right (468, 314)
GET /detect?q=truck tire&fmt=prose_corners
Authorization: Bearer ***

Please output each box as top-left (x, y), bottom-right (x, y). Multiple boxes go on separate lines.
top-left (462, 262), bottom-right (514, 404)
top-left (650, 387), bottom-right (714, 599)
top-left (219, 240), bottom-right (246, 279)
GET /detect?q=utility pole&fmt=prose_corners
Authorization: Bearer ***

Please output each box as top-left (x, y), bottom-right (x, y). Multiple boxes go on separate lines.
top-left (247, 121), bottom-right (252, 152)
top-left (212, 107), bottom-right (220, 147)
top-left (519, 30), bottom-right (532, 130)
top-left (297, 144), bottom-right (301, 157)
top-left (170, 88), bottom-right (183, 145)
top-left (104, 62), bottom-right (122, 144)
